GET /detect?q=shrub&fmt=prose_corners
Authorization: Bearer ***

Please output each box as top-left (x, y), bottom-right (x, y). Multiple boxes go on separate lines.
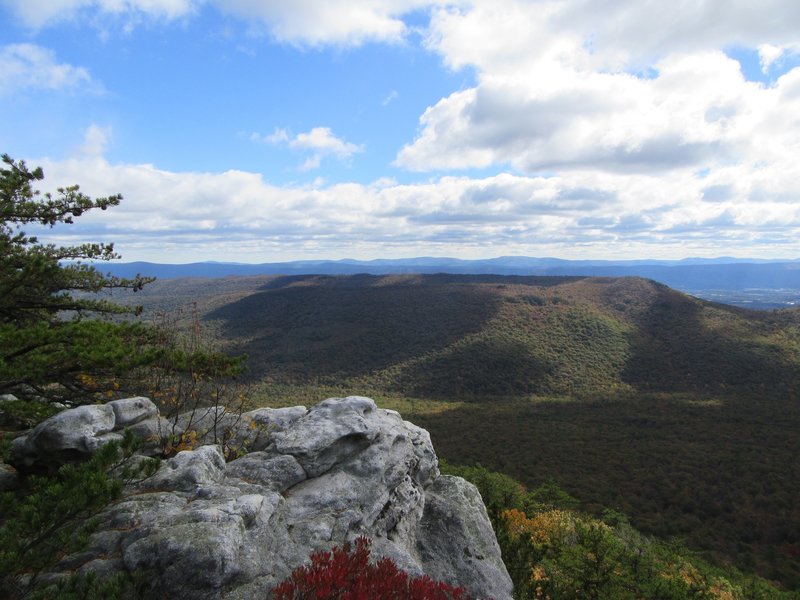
top-left (134, 303), bottom-right (249, 459)
top-left (0, 429), bottom-right (158, 599)
top-left (272, 537), bottom-right (474, 600)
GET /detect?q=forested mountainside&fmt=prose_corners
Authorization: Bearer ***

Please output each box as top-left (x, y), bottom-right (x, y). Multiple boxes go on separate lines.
top-left (118, 274), bottom-right (800, 587)
top-left (128, 273), bottom-right (800, 397)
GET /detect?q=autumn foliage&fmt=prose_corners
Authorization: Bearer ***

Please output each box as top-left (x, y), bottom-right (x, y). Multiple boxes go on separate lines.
top-left (272, 537), bottom-right (474, 600)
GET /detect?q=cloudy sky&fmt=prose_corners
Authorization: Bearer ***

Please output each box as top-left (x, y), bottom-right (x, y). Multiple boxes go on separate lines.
top-left (2, 1), bottom-right (800, 263)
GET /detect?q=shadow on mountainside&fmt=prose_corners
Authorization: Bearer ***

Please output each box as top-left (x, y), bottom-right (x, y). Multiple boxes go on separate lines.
top-left (205, 273), bottom-right (800, 397)
top-left (621, 283), bottom-right (800, 395)
top-left (393, 334), bottom-right (556, 398)
top-left (205, 275), bottom-right (508, 381)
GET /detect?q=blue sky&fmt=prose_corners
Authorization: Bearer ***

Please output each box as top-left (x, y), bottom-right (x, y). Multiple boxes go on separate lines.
top-left (2, 1), bottom-right (800, 263)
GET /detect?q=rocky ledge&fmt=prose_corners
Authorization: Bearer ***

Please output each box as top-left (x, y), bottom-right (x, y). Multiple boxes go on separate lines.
top-left (6, 396), bottom-right (513, 599)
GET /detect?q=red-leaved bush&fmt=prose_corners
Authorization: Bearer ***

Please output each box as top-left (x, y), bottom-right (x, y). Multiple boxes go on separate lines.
top-left (271, 537), bottom-right (475, 600)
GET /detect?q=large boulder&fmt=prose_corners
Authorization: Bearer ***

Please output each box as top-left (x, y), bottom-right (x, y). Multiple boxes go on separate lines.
top-left (21, 396), bottom-right (513, 599)
top-left (10, 397), bottom-right (162, 468)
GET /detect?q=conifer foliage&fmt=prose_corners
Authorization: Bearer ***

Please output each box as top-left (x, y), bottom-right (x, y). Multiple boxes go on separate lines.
top-left (0, 429), bottom-right (159, 599)
top-left (0, 154), bottom-right (156, 405)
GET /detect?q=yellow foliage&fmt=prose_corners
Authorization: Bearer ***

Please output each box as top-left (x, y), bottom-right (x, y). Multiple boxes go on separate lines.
top-left (501, 508), bottom-right (575, 548)
top-left (530, 565), bottom-right (552, 600)
top-left (77, 372), bottom-right (98, 387)
top-left (168, 429), bottom-right (200, 454)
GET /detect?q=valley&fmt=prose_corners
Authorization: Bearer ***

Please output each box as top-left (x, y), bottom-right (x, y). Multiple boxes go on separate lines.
top-left (116, 273), bottom-right (800, 589)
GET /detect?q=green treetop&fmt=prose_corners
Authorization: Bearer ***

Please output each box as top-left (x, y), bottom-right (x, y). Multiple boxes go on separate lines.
top-left (0, 154), bottom-right (156, 405)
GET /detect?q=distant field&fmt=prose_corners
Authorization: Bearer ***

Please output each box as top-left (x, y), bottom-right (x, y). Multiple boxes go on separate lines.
top-left (115, 274), bottom-right (800, 588)
top-left (687, 288), bottom-right (800, 309)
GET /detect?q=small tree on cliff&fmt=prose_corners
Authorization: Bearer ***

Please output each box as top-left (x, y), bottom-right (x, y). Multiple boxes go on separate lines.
top-left (0, 153), bottom-right (157, 405)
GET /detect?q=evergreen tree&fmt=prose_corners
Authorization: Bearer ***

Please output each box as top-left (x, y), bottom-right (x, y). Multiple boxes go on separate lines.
top-left (0, 429), bottom-right (159, 599)
top-left (0, 153), bottom-right (157, 405)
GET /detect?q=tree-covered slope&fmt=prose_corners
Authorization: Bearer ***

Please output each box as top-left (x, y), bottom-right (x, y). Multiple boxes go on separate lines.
top-left (190, 274), bottom-right (800, 399)
top-left (118, 273), bottom-right (800, 588)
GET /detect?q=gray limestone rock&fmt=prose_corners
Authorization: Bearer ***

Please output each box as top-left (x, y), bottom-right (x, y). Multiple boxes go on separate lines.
top-left (142, 444), bottom-right (226, 493)
top-left (232, 405), bottom-right (308, 452)
top-left (9, 397), bottom-right (164, 468)
top-left (20, 396), bottom-right (512, 599)
top-left (172, 405), bottom-right (308, 454)
top-left (128, 415), bottom-right (176, 456)
top-left (417, 475), bottom-right (515, 600)
top-left (271, 396), bottom-right (380, 477)
top-left (225, 452), bottom-right (306, 492)
top-left (108, 396), bottom-right (158, 427)
top-left (11, 403), bottom-right (117, 467)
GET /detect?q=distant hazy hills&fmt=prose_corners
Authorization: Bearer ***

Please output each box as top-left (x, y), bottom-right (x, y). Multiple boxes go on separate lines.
top-left (100, 257), bottom-right (800, 308)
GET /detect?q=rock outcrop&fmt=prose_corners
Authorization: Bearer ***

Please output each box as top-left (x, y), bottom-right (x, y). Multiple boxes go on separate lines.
top-left (8, 396), bottom-right (513, 599)
top-left (11, 396), bottom-right (161, 467)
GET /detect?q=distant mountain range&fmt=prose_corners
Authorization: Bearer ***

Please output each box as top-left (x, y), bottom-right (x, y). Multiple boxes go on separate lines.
top-left (98, 257), bottom-right (800, 308)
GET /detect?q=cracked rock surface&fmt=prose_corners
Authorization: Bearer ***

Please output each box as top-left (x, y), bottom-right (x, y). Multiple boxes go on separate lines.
top-left (16, 396), bottom-right (512, 599)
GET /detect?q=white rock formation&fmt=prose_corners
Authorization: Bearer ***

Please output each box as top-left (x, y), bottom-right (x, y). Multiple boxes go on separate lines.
top-left (10, 396), bottom-right (513, 599)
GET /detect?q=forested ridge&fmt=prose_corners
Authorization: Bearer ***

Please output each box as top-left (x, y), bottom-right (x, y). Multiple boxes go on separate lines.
top-left (116, 273), bottom-right (800, 590)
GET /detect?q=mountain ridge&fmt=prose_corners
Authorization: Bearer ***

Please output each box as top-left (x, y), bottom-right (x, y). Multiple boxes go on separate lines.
top-left (111, 273), bottom-right (800, 586)
top-left (98, 255), bottom-right (800, 278)
top-left (97, 257), bottom-right (800, 308)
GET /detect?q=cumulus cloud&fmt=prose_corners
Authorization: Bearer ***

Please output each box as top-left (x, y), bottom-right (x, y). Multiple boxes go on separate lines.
top-left (758, 42), bottom-right (800, 73)
top-left (252, 126), bottom-right (363, 171)
top-left (250, 128), bottom-right (289, 144)
top-left (289, 127), bottom-right (362, 157)
top-left (2, 0), bottom-right (443, 45)
top-left (213, 0), bottom-right (440, 46)
top-left (0, 43), bottom-right (92, 95)
top-left (2, 0), bottom-right (199, 28)
top-left (550, 0), bottom-right (800, 66)
top-left (23, 156), bottom-right (800, 263)
top-left (396, 54), bottom-right (752, 173)
top-left (399, 0), bottom-right (800, 177)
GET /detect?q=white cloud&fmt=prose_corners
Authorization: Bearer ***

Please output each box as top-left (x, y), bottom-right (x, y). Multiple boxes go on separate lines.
top-left (77, 124), bottom-right (112, 156)
top-left (398, 0), bottom-right (800, 182)
top-left (0, 43), bottom-right (92, 95)
top-left (250, 128), bottom-right (289, 144)
top-left (2, 0), bottom-right (451, 47)
top-left (289, 127), bottom-right (362, 158)
top-left (298, 155), bottom-right (322, 172)
top-left (252, 126), bottom-right (363, 171)
top-left (23, 156), bottom-right (800, 263)
top-left (758, 42), bottom-right (800, 73)
top-left (396, 51), bottom-right (761, 173)
top-left (213, 0), bottom-right (440, 47)
top-left (2, 0), bottom-right (200, 28)
top-left (759, 44), bottom-right (786, 73)
top-left (549, 0), bottom-right (800, 66)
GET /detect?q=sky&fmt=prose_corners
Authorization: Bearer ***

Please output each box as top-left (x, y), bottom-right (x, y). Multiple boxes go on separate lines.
top-left (2, 1), bottom-right (800, 263)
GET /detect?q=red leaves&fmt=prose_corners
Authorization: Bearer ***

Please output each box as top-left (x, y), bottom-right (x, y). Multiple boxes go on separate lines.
top-left (272, 537), bottom-right (474, 600)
